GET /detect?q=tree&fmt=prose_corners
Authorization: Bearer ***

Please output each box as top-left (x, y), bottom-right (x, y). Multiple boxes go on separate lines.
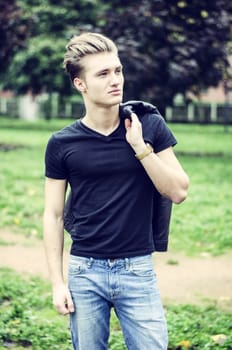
top-left (4, 0), bottom-right (101, 96)
top-left (0, 0), bottom-right (30, 75)
top-left (2, 0), bottom-right (232, 115)
top-left (97, 0), bottom-right (232, 113)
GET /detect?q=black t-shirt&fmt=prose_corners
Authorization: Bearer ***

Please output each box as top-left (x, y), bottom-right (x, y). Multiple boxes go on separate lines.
top-left (45, 110), bottom-right (177, 258)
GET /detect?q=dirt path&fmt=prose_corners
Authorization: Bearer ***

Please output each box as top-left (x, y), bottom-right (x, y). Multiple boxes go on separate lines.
top-left (0, 230), bottom-right (231, 310)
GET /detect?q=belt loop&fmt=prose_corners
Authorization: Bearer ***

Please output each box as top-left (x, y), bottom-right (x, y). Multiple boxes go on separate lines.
top-left (87, 257), bottom-right (94, 268)
top-left (125, 258), bottom-right (130, 271)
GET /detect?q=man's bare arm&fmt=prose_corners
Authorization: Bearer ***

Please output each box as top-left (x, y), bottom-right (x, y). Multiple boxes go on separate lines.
top-left (43, 177), bottom-right (74, 315)
top-left (125, 113), bottom-right (189, 204)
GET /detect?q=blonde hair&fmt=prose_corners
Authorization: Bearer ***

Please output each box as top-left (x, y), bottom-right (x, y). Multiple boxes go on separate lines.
top-left (64, 32), bottom-right (118, 81)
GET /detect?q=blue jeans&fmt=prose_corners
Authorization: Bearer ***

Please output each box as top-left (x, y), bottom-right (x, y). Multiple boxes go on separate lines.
top-left (68, 254), bottom-right (168, 350)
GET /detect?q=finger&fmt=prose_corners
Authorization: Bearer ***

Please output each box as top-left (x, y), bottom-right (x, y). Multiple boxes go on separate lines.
top-left (66, 293), bottom-right (75, 313)
top-left (59, 303), bottom-right (73, 316)
top-left (63, 303), bottom-right (71, 316)
top-left (54, 301), bottom-right (69, 315)
top-left (130, 112), bottom-right (139, 121)
top-left (124, 118), bottom-right (131, 129)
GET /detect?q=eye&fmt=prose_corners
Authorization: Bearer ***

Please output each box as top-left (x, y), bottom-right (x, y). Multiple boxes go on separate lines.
top-left (98, 71), bottom-right (108, 77)
top-left (115, 67), bottom-right (122, 74)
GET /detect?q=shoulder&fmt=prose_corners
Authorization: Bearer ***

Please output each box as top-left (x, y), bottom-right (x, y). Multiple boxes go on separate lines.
top-left (46, 120), bottom-right (83, 146)
top-left (45, 122), bottom-right (78, 158)
top-left (134, 103), bottom-right (177, 152)
top-left (140, 110), bottom-right (164, 127)
top-left (52, 121), bottom-right (79, 142)
top-left (139, 108), bottom-right (168, 139)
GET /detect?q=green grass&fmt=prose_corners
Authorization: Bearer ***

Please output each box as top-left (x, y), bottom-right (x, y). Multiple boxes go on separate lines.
top-left (0, 117), bottom-right (231, 256)
top-left (171, 123), bottom-right (231, 156)
top-left (169, 123), bottom-right (232, 256)
top-left (0, 268), bottom-right (231, 350)
top-left (0, 268), bottom-right (71, 350)
top-left (170, 155), bottom-right (232, 255)
top-left (0, 118), bottom-right (70, 238)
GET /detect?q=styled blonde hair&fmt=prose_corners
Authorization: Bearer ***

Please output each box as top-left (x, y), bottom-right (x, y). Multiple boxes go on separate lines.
top-left (64, 32), bottom-right (118, 81)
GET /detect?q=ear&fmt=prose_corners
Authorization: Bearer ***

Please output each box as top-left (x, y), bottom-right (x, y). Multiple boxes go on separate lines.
top-left (73, 77), bottom-right (87, 93)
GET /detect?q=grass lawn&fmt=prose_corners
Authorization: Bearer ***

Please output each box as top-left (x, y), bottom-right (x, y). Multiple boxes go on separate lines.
top-left (170, 123), bottom-right (232, 256)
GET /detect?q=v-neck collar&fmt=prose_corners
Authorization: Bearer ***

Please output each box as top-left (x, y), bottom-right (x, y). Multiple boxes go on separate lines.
top-left (78, 118), bottom-right (123, 138)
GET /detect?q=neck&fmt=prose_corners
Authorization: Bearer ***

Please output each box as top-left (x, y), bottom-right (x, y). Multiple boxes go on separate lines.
top-left (82, 104), bottom-right (120, 135)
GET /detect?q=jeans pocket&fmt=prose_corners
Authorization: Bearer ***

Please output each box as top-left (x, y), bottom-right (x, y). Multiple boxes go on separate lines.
top-left (68, 259), bottom-right (87, 276)
top-left (130, 260), bottom-right (155, 278)
top-left (69, 264), bottom-right (82, 276)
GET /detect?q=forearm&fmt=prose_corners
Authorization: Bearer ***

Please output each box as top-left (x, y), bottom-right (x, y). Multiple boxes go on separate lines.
top-left (134, 143), bottom-right (189, 204)
top-left (43, 212), bottom-right (65, 287)
top-left (125, 113), bottom-right (189, 204)
top-left (42, 178), bottom-right (74, 315)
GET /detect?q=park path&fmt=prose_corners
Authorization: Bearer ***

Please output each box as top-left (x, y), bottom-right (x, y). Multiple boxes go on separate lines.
top-left (0, 229), bottom-right (231, 310)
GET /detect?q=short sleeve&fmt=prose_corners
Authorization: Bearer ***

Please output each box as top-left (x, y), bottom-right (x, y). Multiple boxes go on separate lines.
top-left (151, 114), bottom-right (177, 153)
top-left (44, 135), bottom-right (68, 179)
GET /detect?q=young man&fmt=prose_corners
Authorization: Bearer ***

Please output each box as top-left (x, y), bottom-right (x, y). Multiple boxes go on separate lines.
top-left (43, 32), bottom-right (189, 350)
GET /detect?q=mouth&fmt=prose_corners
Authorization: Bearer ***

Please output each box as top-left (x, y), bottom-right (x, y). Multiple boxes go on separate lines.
top-left (108, 89), bottom-right (121, 95)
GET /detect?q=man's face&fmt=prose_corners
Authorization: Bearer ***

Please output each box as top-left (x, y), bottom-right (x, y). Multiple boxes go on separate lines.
top-left (78, 52), bottom-right (124, 107)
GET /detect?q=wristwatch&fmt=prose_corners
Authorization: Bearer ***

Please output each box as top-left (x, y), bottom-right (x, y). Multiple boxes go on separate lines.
top-left (135, 143), bottom-right (154, 160)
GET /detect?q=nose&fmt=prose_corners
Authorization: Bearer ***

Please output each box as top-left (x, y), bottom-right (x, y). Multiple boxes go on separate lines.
top-left (110, 72), bottom-right (120, 85)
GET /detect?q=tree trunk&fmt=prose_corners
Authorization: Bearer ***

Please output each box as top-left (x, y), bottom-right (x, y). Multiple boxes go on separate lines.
top-left (18, 92), bottom-right (39, 120)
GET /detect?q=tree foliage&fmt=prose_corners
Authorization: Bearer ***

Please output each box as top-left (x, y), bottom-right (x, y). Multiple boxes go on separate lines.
top-left (97, 0), bottom-right (232, 111)
top-left (1, 0), bottom-right (232, 110)
top-left (0, 0), bottom-right (31, 75)
top-left (3, 0), bottom-right (101, 95)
